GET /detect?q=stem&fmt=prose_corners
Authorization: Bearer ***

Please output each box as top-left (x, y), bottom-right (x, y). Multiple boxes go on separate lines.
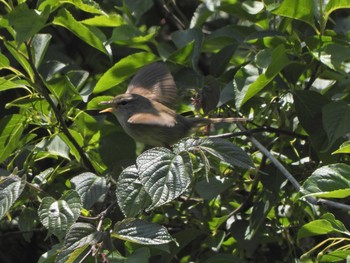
top-left (237, 123), bottom-right (350, 211)
top-left (25, 41), bottom-right (95, 172)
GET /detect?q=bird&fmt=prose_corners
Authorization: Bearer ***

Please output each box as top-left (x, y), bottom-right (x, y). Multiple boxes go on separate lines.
top-left (99, 62), bottom-right (246, 147)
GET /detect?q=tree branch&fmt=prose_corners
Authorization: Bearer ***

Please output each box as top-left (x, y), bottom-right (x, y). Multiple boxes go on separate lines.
top-left (25, 41), bottom-right (95, 172)
top-left (237, 123), bottom-right (350, 211)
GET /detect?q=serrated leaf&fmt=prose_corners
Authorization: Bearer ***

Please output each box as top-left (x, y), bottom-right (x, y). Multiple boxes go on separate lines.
top-left (0, 174), bottom-right (26, 219)
top-left (116, 165), bottom-right (152, 217)
top-left (55, 222), bottom-right (103, 263)
top-left (136, 148), bottom-right (192, 210)
top-left (302, 163), bottom-right (350, 198)
top-left (112, 218), bottom-right (174, 245)
top-left (71, 172), bottom-right (108, 209)
top-left (93, 52), bottom-right (158, 93)
top-left (0, 114), bottom-right (27, 163)
top-left (176, 137), bottom-right (254, 170)
top-left (38, 190), bottom-right (82, 239)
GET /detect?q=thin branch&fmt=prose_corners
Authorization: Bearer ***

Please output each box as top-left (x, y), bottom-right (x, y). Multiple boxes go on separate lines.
top-left (237, 123), bottom-right (350, 211)
top-left (25, 41), bottom-right (95, 172)
top-left (155, 0), bottom-right (186, 30)
top-left (208, 127), bottom-right (308, 140)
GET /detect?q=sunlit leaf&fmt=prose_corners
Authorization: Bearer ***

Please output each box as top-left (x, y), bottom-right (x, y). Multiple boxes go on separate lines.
top-left (56, 222), bottom-right (103, 263)
top-left (38, 190), bottom-right (82, 239)
top-left (302, 163), bottom-right (350, 198)
top-left (116, 165), bottom-right (152, 217)
top-left (136, 148), bottom-right (192, 210)
top-left (112, 218), bottom-right (175, 245)
top-left (71, 172), bottom-right (108, 209)
top-left (0, 173), bottom-right (26, 219)
top-left (0, 114), bottom-right (27, 163)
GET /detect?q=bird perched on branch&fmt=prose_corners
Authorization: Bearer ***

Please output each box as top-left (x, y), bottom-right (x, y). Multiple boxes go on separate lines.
top-left (99, 62), bottom-right (245, 147)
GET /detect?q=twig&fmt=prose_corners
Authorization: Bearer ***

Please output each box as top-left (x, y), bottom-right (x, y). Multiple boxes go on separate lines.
top-left (24, 40), bottom-right (95, 172)
top-left (155, 0), bottom-right (186, 30)
top-left (237, 123), bottom-right (350, 211)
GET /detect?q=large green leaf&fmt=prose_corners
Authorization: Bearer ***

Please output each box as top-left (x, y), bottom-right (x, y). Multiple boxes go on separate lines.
top-left (175, 137), bottom-right (254, 170)
top-left (71, 173), bottom-right (108, 209)
top-left (93, 52), bottom-right (158, 93)
top-left (56, 222), bottom-right (103, 263)
top-left (52, 9), bottom-right (108, 55)
top-left (116, 165), bottom-right (152, 217)
top-left (38, 190), bottom-right (82, 239)
top-left (297, 213), bottom-right (349, 241)
top-left (302, 163), bottom-right (350, 198)
top-left (112, 218), bottom-right (175, 245)
top-left (0, 114), bottom-right (27, 163)
top-left (272, 0), bottom-right (316, 30)
top-left (136, 148), bottom-right (192, 210)
top-left (7, 4), bottom-right (49, 44)
top-left (238, 44), bottom-right (291, 107)
top-left (0, 173), bottom-right (26, 219)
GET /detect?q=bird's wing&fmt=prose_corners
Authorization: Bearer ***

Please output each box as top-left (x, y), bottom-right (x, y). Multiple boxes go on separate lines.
top-left (127, 112), bottom-right (177, 127)
top-left (126, 62), bottom-right (178, 109)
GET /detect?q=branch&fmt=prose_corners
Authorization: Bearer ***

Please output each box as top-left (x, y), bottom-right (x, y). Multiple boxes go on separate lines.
top-left (25, 41), bottom-right (95, 172)
top-left (237, 123), bottom-right (350, 211)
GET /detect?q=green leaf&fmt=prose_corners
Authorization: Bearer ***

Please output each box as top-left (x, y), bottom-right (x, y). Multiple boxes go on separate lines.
top-left (7, 4), bottom-right (49, 43)
top-left (116, 165), bottom-right (152, 217)
top-left (52, 9), bottom-right (108, 55)
top-left (176, 137), bottom-right (254, 170)
top-left (125, 0), bottom-right (153, 20)
top-left (239, 44), bottom-right (291, 107)
top-left (136, 148), bottom-right (192, 210)
top-left (0, 173), bottom-right (26, 219)
top-left (171, 28), bottom-right (203, 67)
top-left (56, 223), bottom-right (103, 263)
top-left (297, 219), bottom-right (335, 241)
top-left (0, 114), bottom-right (27, 163)
top-left (3, 41), bottom-right (35, 81)
top-left (325, 0), bottom-right (350, 23)
top-left (36, 134), bottom-right (71, 160)
top-left (81, 14), bottom-right (125, 27)
top-left (71, 172), bottom-right (108, 209)
top-left (302, 163), bottom-right (350, 198)
top-left (322, 101), bottom-right (350, 148)
top-left (93, 52), bottom-right (158, 93)
top-left (112, 218), bottom-right (174, 245)
top-left (333, 141), bottom-right (350, 154)
top-left (45, 75), bottom-right (82, 104)
top-left (30, 33), bottom-right (52, 69)
top-left (272, 0), bottom-right (316, 30)
top-left (313, 43), bottom-right (350, 73)
top-left (38, 190), bottom-right (82, 239)
top-left (195, 176), bottom-right (234, 200)
top-left (0, 78), bottom-right (28, 92)
top-left (38, 0), bottom-right (104, 15)
top-left (210, 44), bottom-right (237, 77)
top-left (167, 41), bottom-right (195, 65)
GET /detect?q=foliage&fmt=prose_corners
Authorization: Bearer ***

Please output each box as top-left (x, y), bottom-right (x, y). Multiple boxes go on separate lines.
top-left (0, 0), bottom-right (350, 262)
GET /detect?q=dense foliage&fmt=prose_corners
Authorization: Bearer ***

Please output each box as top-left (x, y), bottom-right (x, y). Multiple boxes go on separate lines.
top-left (1, 0), bottom-right (350, 262)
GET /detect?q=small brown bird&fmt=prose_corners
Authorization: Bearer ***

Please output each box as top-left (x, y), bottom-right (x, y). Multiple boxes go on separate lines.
top-left (99, 63), bottom-right (246, 147)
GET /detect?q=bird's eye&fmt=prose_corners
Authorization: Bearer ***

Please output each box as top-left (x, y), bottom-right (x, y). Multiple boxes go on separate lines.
top-left (118, 100), bottom-right (128, 106)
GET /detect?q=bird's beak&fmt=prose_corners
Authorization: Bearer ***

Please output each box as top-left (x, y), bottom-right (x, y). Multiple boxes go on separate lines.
top-left (99, 101), bottom-right (113, 113)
